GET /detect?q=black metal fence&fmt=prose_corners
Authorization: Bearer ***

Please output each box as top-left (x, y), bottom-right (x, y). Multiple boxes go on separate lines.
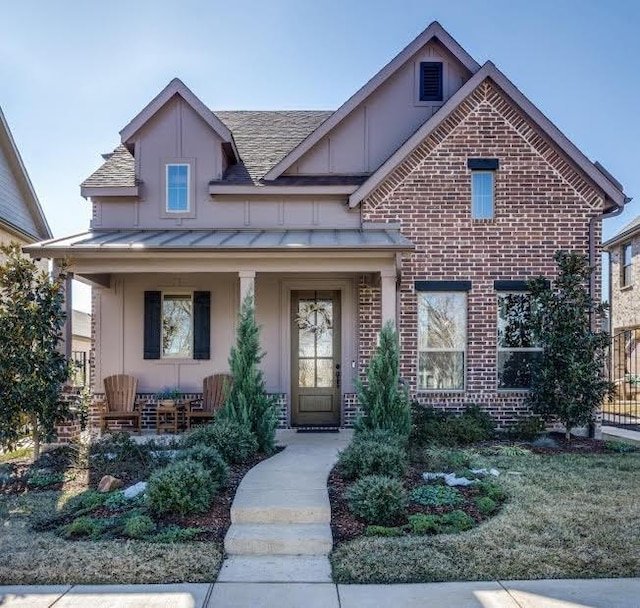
top-left (71, 350), bottom-right (89, 388)
top-left (606, 329), bottom-right (640, 430)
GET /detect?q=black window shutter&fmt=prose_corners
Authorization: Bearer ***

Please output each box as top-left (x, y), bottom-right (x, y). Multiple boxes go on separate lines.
top-left (420, 62), bottom-right (443, 101)
top-left (143, 291), bottom-right (161, 360)
top-left (193, 291), bottom-right (211, 360)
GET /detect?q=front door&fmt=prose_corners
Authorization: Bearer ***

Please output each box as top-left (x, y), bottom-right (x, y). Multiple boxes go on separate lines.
top-left (291, 290), bottom-right (341, 426)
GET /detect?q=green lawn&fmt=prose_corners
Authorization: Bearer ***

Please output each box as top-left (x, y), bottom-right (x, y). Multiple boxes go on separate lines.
top-left (331, 450), bottom-right (640, 583)
top-left (0, 490), bottom-right (222, 584)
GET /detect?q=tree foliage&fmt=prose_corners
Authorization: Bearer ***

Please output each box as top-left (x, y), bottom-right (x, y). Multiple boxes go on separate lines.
top-left (218, 291), bottom-right (278, 453)
top-left (355, 321), bottom-right (412, 437)
top-left (0, 243), bottom-right (70, 458)
top-left (526, 250), bottom-right (613, 439)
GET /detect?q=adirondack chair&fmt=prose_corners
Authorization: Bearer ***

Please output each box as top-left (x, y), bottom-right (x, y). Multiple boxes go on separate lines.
top-left (98, 374), bottom-right (141, 434)
top-left (187, 374), bottom-right (232, 429)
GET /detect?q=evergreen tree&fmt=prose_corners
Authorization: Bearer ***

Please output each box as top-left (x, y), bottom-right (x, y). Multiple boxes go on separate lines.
top-left (527, 250), bottom-right (613, 439)
top-left (355, 321), bottom-right (412, 437)
top-left (0, 244), bottom-right (70, 459)
top-left (219, 291), bottom-right (278, 453)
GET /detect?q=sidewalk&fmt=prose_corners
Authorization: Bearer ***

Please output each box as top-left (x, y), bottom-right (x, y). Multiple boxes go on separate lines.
top-left (1, 578), bottom-right (639, 607)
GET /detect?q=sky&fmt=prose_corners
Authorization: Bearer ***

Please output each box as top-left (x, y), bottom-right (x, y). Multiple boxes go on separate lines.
top-left (2, 0), bottom-right (639, 311)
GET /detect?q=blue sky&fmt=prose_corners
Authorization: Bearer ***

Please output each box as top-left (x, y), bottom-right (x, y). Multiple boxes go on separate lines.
top-left (2, 1), bottom-right (638, 310)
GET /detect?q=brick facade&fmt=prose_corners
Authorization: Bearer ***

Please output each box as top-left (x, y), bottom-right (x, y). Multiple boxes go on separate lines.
top-left (360, 79), bottom-right (605, 426)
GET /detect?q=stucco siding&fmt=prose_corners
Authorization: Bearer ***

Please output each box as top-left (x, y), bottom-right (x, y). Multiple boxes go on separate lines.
top-left (286, 40), bottom-right (470, 176)
top-left (0, 140), bottom-right (39, 238)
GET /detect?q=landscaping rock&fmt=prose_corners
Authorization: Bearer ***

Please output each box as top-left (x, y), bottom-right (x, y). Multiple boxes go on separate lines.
top-left (532, 435), bottom-right (559, 448)
top-left (123, 481), bottom-right (147, 498)
top-left (470, 468), bottom-right (500, 477)
top-left (97, 475), bottom-right (123, 493)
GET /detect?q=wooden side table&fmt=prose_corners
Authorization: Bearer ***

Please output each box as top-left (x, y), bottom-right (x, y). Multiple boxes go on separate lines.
top-left (156, 402), bottom-right (179, 434)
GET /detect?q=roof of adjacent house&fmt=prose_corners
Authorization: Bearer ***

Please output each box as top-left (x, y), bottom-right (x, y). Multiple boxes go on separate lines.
top-left (0, 107), bottom-right (52, 241)
top-left (602, 216), bottom-right (640, 250)
top-left (72, 310), bottom-right (91, 339)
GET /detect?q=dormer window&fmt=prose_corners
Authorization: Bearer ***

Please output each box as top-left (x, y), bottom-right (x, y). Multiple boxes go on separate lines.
top-left (166, 163), bottom-right (190, 213)
top-left (419, 62), bottom-right (443, 102)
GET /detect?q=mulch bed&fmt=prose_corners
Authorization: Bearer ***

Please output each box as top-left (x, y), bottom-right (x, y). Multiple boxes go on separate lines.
top-left (329, 434), bottom-right (615, 546)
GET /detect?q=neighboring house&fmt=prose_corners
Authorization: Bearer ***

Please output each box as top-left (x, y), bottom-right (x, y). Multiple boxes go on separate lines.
top-left (71, 310), bottom-right (92, 387)
top-left (0, 107), bottom-right (52, 248)
top-left (25, 22), bottom-right (626, 429)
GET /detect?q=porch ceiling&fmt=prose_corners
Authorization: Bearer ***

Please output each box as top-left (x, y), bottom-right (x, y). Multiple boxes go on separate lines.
top-left (24, 228), bottom-right (414, 257)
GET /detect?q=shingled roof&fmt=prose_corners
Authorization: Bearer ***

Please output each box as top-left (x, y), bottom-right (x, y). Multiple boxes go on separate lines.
top-left (82, 110), bottom-right (333, 189)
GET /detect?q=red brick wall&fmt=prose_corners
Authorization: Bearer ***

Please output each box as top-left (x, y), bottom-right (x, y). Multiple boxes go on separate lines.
top-left (360, 79), bottom-right (606, 425)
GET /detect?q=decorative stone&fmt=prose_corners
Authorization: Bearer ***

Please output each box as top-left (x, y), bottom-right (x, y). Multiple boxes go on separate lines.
top-left (97, 475), bottom-right (123, 493)
top-left (123, 481), bottom-right (147, 498)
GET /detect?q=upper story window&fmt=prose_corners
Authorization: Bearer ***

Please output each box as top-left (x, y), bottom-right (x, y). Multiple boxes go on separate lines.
top-left (622, 242), bottom-right (633, 288)
top-left (468, 159), bottom-right (499, 220)
top-left (417, 291), bottom-right (467, 390)
top-left (419, 62), bottom-right (443, 102)
top-left (166, 164), bottom-right (190, 213)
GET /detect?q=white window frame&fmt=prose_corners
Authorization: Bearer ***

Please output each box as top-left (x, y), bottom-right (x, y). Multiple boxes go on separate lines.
top-left (161, 291), bottom-right (194, 359)
top-left (622, 242), bottom-right (633, 288)
top-left (471, 171), bottom-right (495, 220)
top-left (165, 163), bottom-right (190, 213)
top-left (496, 291), bottom-right (542, 391)
top-left (417, 291), bottom-right (467, 391)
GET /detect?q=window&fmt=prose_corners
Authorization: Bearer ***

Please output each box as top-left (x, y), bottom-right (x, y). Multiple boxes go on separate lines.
top-left (419, 62), bottom-right (443, 102)
top-left (497, 292), bottom-right (542, 389)
top-left (162, 294), bottom-right (193, 358)
top-left (418, 292), bottom-right (466, 390)
top-left (144, 291), bottom-right (210, 360)
top-left (471, 171), bottom-right (494, 219)
top-left (622, 242), bottom-right (632, 287)
top-left (166, 164), bottom-right (190, 213)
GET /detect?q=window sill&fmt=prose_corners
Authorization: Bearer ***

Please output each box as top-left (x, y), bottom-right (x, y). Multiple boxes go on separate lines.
top-left (497, 388), bottom-right (531, 393)
top-left (415, 389), bottom-right (466, 394)
top-left (621, 285), bottom-right (634, 292)
top-left (471, 218), bottom-right (496, 223)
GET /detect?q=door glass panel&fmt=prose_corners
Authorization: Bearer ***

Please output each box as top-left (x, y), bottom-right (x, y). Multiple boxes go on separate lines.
top-left (298, 325), bottom-right (315, 357)
top-left (299, 359), bottom-right (315, 388)
top-left (316, 359), bottom-right (333, 387)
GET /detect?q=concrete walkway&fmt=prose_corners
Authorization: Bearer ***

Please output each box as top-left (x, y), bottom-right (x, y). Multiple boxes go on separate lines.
top-left (220, 429), bottom-right (352, 583)
top-left (2, 578), bottom-right (640, 607)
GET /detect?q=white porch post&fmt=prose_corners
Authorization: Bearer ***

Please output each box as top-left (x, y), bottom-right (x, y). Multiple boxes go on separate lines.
top-left (380, 269), bottom-right (397, 327)
top-left (239, 270), bottom-right (256, 306)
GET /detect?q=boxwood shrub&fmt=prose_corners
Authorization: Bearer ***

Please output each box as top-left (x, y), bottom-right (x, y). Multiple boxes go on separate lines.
top-left (338, 440), bottom-right (407, 480)
top-left (346, 475), bottom-right (407, 525)
top-left (182, 420), bottom-right (258, 464)
top-left (176, 444), bottom-right (229, 488)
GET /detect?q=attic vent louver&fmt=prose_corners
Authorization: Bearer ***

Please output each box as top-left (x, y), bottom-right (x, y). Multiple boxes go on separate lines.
top-left (419, 62), bottom-right (443, 102)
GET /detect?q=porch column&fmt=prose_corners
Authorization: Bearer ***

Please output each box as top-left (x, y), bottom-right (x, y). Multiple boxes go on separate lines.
top-left (53, 260), bottom-right (73, 359)
top-left (380, 269), bottom-right (397, 327)
top-left (239, 270), bottom-right (256, 306)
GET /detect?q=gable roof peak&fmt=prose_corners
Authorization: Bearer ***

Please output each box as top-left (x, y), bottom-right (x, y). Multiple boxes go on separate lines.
top-left (119, 78), bottom-right (239, 162)
top-left (263, 21), bottom-right (480, 181)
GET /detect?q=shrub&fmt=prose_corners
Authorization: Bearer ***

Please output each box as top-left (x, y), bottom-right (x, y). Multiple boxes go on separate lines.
top-left (146, 460), bottom-right (217, 516)
top-left (603, 440), bottom-right (636, 454)
top-left (63, 516), bottom-right (101, 539)
top-left (506, 414), bottom-right (546, 441)
top-left (338, 440), bottom-right (407, 480)
top-left (63, 490), bottom-right (107, 514)
top-left (475, 496), bottom-right (498, 515)
top-left (183, 420), bottom-right (258, 464)
top-left (410, 484), bottom-right (463, 507)
top-left (151, 525), bottom-right (202, 543)
top-left (407, 513), bottom-right (441, 535)
top-left (473, 481), bottom-right (507, 502)
top-left (453, 406), bottom-right (495, 444)
top-left (417, 447), bottom-right (475, 473)
top-left (123, 514), bottom-right (157, 539)
top-left (27, 470), bottom-right (64, 487)
top-left (410, 404), bottom-right (495, 447)
top-left (355, 322), bottom-right (412, 438)
top-left (346, 475), bottom-right (407, 525)
top-left (442, 510), bottom-right (476, 532)
top-left (176, 444), bottom-right (229, 487)
top-left (364, 525), bottom-right (404, 537)
top-left (354, 428), bottom-right (408, 449)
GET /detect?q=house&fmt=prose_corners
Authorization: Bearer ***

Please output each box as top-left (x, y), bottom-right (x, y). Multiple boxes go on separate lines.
top-left (0, 107), bottom-right (52, 249)
top-left (24, 22), bottom-right (626, 430)
top-left (71, 310), bottom-right (92, 387)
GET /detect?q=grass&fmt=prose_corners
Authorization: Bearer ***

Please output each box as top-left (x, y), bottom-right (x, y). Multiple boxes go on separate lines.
top-left (0, 489), bottom-right (223, 584)
top-left (331, 450), bottom-right (640, 583)
top-left (0, 446), bottom-right (32, 463)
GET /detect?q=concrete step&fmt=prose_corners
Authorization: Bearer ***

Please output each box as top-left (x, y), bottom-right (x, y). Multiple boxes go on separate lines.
top-left (224, 523), bottom-right (333, 556)
top-left (217, 555), bottom-right (332, 582)
top-left (231, 489), bottom-right (330, 524)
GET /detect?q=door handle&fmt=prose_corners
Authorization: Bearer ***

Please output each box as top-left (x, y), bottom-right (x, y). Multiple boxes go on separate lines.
top-left (335, 363), bottom-right (341, 388)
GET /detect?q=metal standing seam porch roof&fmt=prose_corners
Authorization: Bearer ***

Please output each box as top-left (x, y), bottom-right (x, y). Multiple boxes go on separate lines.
top-left (24, 228), bottom-right (414, 256)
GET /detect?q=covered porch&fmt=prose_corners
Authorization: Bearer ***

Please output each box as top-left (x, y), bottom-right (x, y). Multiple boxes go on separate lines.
top-left (24, 228), bottom-right (413, 430)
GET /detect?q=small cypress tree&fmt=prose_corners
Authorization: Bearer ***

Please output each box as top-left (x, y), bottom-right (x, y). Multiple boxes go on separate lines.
top-left (355, 321), bottom-right (412, 437)
top-left (219, 291), bottom-right (278, 453)
top-left (527, 250), bottom-right (613, 439)
top-left (0, 243), bottom-right (71, 459)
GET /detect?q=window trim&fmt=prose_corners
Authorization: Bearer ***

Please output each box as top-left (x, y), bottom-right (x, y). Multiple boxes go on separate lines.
top-left (165, 163), bottom-right (191, 214)
top-left (622, 242), bottom-right (633, 288)
top-left (161, 291), bottom-right (194, 359)
top-left (471, 170), bottom-right (495, 220)
top-left (496, 291), bottom-right (543, 391)
top-left (417, 291), bottom-right (467, 392)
